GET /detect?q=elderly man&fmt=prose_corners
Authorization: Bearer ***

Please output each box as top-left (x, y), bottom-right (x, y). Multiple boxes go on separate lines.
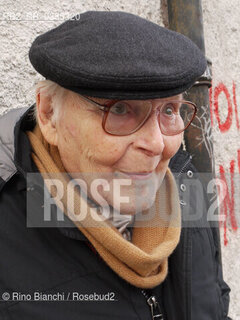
top-left (0, 11), bottom-right (231, 319)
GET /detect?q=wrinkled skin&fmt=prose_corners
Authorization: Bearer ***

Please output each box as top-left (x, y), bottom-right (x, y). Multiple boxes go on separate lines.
top-left (37, 90), bottom-right (183, 216)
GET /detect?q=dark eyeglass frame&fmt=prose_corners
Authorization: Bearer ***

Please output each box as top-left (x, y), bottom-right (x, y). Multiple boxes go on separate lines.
top-left (78, 94), bottom-right (197, 136)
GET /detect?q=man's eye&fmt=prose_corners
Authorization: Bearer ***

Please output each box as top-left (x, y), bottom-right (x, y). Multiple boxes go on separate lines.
top-left (110, 102), bottom-right (130, 115)
top-left (163, 103), bottom-right (175, 116)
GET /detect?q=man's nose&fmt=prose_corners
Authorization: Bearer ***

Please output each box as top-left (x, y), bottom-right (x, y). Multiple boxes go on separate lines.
top-left (132, 111), bottom-right (165, 157)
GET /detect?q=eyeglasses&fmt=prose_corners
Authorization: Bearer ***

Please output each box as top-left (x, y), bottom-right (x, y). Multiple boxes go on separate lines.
top-left (78, 94), bottom-right (197, 136)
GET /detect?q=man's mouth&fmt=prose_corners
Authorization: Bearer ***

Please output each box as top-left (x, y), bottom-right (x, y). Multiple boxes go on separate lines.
top-left (117, 171), bottom-right (154, 180)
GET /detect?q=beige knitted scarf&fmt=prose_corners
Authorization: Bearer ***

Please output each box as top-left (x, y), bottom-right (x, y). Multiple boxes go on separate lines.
top-left (26, 125), bottom-right (181, 289)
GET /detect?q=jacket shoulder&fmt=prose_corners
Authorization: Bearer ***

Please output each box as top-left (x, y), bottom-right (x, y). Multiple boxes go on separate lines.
top-left (0, 107), bottom-right (29, 186)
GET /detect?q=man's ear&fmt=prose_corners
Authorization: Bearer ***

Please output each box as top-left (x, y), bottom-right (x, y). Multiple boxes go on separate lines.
top-left (36, 92), bottom-right (58, 146)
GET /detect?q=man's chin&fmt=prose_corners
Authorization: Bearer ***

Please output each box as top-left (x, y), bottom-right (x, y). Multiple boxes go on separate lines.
top-left (87, 176), bottom-right (160, 215)
top-left (107, 191), bottom-right (158, 215)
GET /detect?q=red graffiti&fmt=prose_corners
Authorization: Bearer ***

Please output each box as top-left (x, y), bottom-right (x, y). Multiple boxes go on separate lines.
top-left (208, 81), bottom-right (240, 245)
top-left (210, 81), bottom-right (240, 132)
top-left (238, 149), bottom-right (240, 173)
top-left (232, 82), bottom-right (240, 130)
top-left (218, 157), bottom-right (239, 246)
top-left (214, 83), bottom-right (233, 132)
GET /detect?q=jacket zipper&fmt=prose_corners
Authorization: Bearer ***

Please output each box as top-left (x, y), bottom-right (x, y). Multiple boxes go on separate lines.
top-left (176, 155), bottom-right (192, 178)
top-left (141, 289), bottom-right (164, 320)
top-left (173, 153), bottom-right (193, 320)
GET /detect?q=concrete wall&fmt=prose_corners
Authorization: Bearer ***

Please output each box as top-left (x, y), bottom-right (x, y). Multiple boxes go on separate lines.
top-left (0, 0), bottom-right (239, 318)
top-left (201, 1), bottom-right (240, 318)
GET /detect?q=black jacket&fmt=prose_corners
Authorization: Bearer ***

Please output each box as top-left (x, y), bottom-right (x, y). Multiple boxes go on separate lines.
top-left (0, 106), bottom-right (231, 320)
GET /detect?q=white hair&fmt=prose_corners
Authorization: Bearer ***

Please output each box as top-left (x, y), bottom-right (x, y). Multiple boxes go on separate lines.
top-left (34, 80), bottom-right (69, 124)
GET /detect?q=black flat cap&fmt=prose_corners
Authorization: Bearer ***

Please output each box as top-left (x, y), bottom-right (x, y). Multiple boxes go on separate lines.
top-left (29, 11), bottom-right (207, 100)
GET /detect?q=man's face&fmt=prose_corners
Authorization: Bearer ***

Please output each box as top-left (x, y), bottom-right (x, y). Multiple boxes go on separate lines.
top-left (54, 92), bottom-right (183, 215)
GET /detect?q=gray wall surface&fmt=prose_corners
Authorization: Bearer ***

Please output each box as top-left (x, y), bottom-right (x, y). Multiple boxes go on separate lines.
top-left (0, 1), bottom-right (239, 319)
top-left (202, 1), bottom-right (240, 318)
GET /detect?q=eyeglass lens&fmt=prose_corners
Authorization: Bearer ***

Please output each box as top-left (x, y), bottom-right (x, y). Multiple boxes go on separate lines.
top-left (104, 100), bottom-right (195, 136)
